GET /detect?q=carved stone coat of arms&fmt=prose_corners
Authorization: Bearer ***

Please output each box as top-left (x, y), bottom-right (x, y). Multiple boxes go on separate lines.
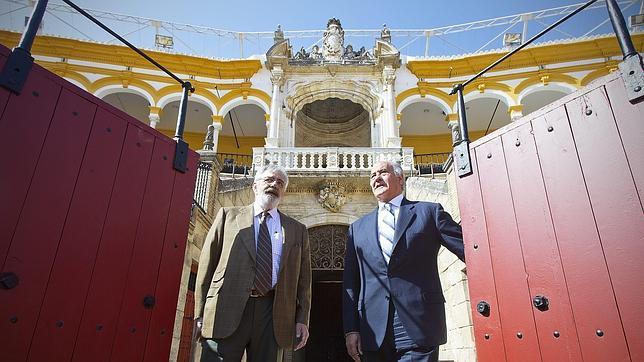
top-left (322, 18), bottom-right (345, 61)
top-left (317, 182), bottom-right (347, 212)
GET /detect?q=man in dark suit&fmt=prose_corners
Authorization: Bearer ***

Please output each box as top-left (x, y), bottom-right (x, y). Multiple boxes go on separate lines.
top-left (343, 160), bottom-right (465, 361)
top-left (195, 165), bottom-right (312, 361)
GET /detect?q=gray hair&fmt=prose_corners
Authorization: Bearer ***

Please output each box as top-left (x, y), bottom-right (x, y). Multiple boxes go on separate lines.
top-left (254, 164), bottom-right (289, 188)
top-left (390, 161), bottom-right (404, 178)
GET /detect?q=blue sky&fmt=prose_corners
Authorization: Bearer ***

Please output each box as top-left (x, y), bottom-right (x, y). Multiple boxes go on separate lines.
top-left (0, 0), bottom-right (641, 58)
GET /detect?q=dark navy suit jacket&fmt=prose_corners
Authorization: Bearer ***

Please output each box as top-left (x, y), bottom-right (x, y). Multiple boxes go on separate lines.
top-left (342, 198), bottom-right (465, 351)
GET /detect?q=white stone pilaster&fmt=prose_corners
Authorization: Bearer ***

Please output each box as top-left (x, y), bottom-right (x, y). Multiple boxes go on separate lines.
top-left (148, 113), bottom-right (160, 128)
top-left (383, 66), bottom-right (401, 147)
top-left (266, 66), bottom-right (284, 148)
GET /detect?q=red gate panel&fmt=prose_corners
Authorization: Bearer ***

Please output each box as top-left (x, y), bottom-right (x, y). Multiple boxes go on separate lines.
top-left (0, 88), bottom-right (97, 360)
top-left (0, 43), bottom-right (197, 362)
top-left (71, 124), bottom-right (156, 362)
top-left (144, 150), bottom-right (198, 362)
top-left (460, 71), bottom-right (640, 361)
top-left (110, 137), bottom-right (178, 362)
top-left (474, 138), bottom-right (542, 361)
top-left (501, 122), bottom-right (581, 361)
top-left (535, 105), bottom-right (630, 361)
top-left (0, 62), bottom-right (61, 270)
top-left (28, 108), bottom-right (128, 361)
top-left (604, 79), bottom-right (644, 205)
top-left (456, 154), bottom-right (507, 361)
top-left (566, 83), bottom-right (644, 361)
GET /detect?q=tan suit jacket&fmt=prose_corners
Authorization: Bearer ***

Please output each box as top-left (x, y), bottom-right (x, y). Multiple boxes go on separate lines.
top-left (195, 205), bottom-right (312, 348)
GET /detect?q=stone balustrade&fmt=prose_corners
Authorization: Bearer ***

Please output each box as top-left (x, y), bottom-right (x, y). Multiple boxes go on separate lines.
top-left (252, 147), bottom-right (414, 173)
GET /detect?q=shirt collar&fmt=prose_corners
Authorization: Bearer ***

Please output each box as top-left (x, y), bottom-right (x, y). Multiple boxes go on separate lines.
top-left (253, 202), bottom-right (278, 219)
top-left (378, 193), bottom-right (403, 211)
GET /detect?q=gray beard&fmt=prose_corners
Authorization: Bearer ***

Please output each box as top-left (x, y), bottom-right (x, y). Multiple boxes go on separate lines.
top-left (257, 192), bottom-right (280, 210)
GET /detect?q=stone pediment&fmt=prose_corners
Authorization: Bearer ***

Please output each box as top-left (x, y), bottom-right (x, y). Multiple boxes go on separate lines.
top-left (374, 39), bottom-right (401, 68)
top-left (266, 39), bottom-right (292, 68)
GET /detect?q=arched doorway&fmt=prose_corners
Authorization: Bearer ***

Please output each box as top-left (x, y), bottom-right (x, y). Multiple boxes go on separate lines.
top-left (304, 224), bottom-right (352, 362)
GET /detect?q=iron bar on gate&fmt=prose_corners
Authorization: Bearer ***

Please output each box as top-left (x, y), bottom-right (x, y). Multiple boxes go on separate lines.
top-left (448, 0), bottom-right (642, 178)
top-left (0, 0), bottom-right (49, 93)
top-left (0, 0), bottom-right (196, 173)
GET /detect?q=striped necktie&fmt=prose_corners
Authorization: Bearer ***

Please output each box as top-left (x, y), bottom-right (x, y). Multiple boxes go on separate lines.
top-left (253, 211), bottom-right (273, 295)
top-left (379, 203), bottom-right (396, 264)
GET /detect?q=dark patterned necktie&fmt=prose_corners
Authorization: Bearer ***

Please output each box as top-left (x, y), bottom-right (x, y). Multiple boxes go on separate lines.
top-left (253, 211), bottom-right (273, 295)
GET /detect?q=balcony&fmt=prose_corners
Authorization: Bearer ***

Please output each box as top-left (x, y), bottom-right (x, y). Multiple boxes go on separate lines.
top-left (252, 147), bottom-right (415, 174)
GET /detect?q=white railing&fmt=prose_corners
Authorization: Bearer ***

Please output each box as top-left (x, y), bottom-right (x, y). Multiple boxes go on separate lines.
top-left (252, 147), bottom-right (415, 173)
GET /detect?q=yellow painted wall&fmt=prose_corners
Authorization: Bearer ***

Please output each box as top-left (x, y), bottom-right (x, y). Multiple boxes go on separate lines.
top-left (157, 130), bottom-right (206, 151)
top-left (156, 131), bottom-right (263, 154)
top-left (217, 136), bottom-right (264, 155)
top-left (402, 131), bottom-right (492, 154)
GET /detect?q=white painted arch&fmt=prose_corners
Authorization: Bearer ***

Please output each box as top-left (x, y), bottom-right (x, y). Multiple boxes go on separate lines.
top-left (461, 89), bottom-right (515, 109)
top-left (94, 85), bottom-right (154, 106)
top-left (157, 92), bottom-right (217, 114)
top-left (219, 96), bottom-right (270, 118)
top-left (517, 82), bottom-right (577, 104)
top-left (397, 94), bottom-right (451, 115)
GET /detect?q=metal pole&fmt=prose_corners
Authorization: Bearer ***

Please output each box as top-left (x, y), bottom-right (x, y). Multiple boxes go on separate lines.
top-left (174, 81), bottom-right (192, 141)
top-left (17, 0), bottom-right (49, 51)
top-left (521, 15), bottom-right (529, 44)
top-left (451, 84), bottom-right (472, 177)
top-left (605, 0), bottom-right (644, 103)
top-left (456, 85), bottom-right (469, 143)
top-left (239, 33), bottom-right (244, 58)
top-left (0, 0), bottom-right (49, 93)
top-left (424, 31), bottom-right (431, 57)
top-left (172, 81), bottom-right (192, 173)
top-left (605, 0), bottom-right (638, 59)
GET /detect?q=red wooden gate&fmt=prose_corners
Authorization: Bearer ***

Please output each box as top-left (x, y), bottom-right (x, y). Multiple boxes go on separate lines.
top-left (0, 44), bottom-right (198, 361)
top-left (457, 71), bottom-right (643, 362)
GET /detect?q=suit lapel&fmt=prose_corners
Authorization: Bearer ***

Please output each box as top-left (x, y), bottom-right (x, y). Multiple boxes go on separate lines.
top-left (393, 198), bottom-right (415, 250)
top-left (278, 211), bottom-right (293, 282)
top-left (237, 204), bottom-right (256, 262)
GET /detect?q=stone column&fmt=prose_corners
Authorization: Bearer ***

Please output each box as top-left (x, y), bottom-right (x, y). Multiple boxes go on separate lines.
top-left (204, 115), bottom-right (223, 151)
top-left (383, 66), bottom-right (401, 147)
top-left (148, 106), bottom-right (161, 128)
top-left (508, 105), bottom-right (523, 121)
top-left (266, 66), bottom-right (284, 148)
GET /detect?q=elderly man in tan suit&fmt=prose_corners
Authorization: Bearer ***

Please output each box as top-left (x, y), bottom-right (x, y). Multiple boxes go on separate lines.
top-left (195, 164), bottom-right (312, 361)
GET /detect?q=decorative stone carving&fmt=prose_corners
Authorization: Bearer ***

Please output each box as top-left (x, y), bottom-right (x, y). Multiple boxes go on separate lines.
top-left (381, 23), bottom-right (392, 43)
top-left (203, 124), bottom-right (215, 150)
top-left (382, 66), bottom-right (396, 86)
top-left (323, 18), bottom-right (345, 61)
top-left (448, 120), bottom-right (461, 146)
top-left (287, 19), bottom-right (376, 64)
top-left (273, 24), bottom-right (284, 43)
top-left (317, 182), bottom-right (347, 212)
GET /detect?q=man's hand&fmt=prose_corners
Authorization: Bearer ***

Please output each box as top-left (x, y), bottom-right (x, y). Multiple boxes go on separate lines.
top-left (345, 332), bottom-right (362, 361)
top-left (294, 323), bottom-right (309, 351)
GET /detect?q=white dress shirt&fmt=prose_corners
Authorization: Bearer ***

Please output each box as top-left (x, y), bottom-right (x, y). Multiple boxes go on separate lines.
top-left (377, 193), bottom-right (403, 263)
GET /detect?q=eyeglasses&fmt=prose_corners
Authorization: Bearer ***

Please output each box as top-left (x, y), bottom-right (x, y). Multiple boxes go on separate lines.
top-left (260, 176), bottom-right (285, 187)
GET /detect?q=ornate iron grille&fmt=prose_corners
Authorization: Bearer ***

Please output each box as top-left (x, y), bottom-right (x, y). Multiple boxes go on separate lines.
top-left (309, 224), bottom-right (349, 270)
